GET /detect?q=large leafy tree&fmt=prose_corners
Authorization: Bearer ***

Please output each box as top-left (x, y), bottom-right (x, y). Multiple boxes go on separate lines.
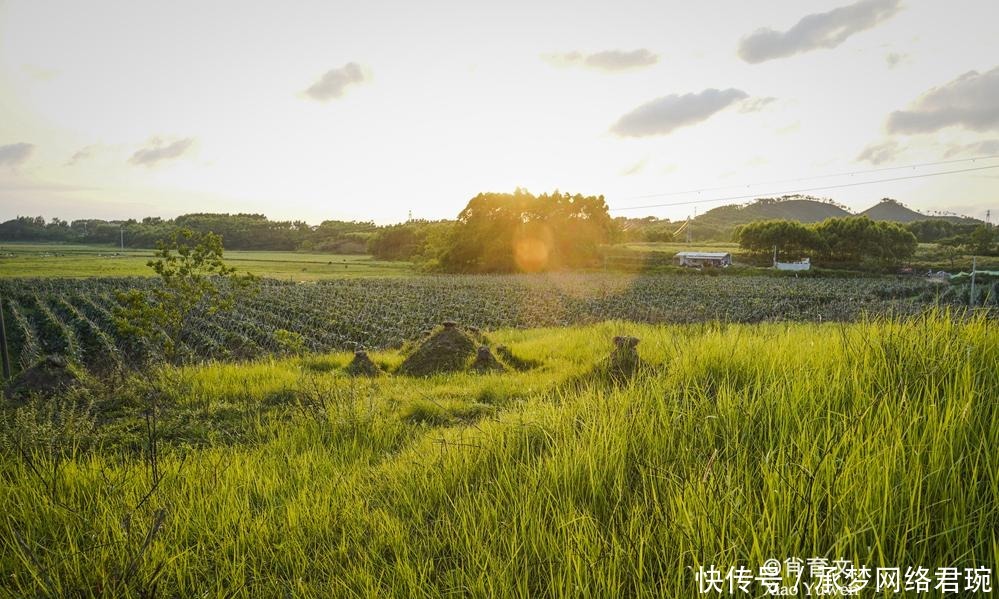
top-left (813, 217), bottom-right (916, 264)
top-left (734, 220), bottom-right (820, 259)
top-left (440, 189), bottom-right (618, 273)
top-left (966, 224), bottom-right (998, 256)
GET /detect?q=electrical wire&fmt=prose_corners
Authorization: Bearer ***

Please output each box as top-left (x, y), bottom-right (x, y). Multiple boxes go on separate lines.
top-left (609, 163), bottom-right (999, 212)
top-left (617, 154), bottom-right (999, 202)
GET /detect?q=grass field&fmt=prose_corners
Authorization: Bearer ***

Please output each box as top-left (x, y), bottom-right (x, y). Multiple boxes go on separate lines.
top-left (1, 313), bottom-right (996, 597)
top-left (0, 243), bottom-right (412, 280)
top-left (4, 241), bottom-right (996, 281)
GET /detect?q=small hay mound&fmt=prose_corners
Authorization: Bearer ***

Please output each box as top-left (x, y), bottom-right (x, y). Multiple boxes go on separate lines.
top-left (471, 345), bottom-right (506, 373)
top-left (397, 323), bottom-right (478, 376)
top-left (346, 350), bottom-right (382, 377)
top-left (3, 355), bottom-right (84, 401)
top-left (605, 336), bottom-right (642, 382)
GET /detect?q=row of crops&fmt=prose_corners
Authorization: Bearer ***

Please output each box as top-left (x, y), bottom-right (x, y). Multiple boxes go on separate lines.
top-left (0, 274), bottom-right (988, 375)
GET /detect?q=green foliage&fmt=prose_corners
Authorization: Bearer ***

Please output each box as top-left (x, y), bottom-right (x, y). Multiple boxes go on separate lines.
top-left (113, 229), bottom-right (256, 362)
top-left (613, 217), bottom-right (677, 243)
top-left (441, 189), bottom-right (619, 272)
top-left (736, 216), bottom-right (918, 265)
top-left (935, 225), bottom-right (999, 260)
top-left (967, 224), bottom-right (998, 255)
top-left (0, 213), bottom-right (377, 252)
top-left (813, 216), bottom-right (917, 264)
top-left (733, 219), bottom-right (820, 259)
top-left (905, 219), bottom-right (980, 242)
top-left (273, 329), bottom-right (306, 356)
top-left (367, 220), bottom-right (455, 263)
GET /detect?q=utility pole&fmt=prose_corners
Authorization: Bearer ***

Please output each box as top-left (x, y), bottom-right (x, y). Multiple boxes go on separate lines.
top-left (0, 299), bottom-right (10, 381)
top-left (970, 255), bottom-right (977, 308)
top-left (688, 208), bottom-right (699, 245)
top-left (120, 225), bottom-right (124, 250)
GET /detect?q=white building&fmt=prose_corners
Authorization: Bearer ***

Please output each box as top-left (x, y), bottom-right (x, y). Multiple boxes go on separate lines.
top-left (775, 257), bottom-right (810, 271)
top-left (674, 252), bottom-right (732, 267)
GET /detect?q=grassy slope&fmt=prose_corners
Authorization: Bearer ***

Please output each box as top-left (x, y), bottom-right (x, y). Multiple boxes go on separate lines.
top-left (0, 243), bottom-right (412, 280)
top-left (1, 315), bottom-right (997, 597)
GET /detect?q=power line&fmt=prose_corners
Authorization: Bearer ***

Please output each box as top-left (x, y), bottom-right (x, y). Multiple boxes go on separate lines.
top-left (609, 164), bottom-right (999, 212)
top-left (618, 154), bottom-right (999, 202)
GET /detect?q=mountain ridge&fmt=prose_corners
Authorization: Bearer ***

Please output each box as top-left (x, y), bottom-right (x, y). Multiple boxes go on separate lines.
top-left (692, 195), bottom-right (982, 228)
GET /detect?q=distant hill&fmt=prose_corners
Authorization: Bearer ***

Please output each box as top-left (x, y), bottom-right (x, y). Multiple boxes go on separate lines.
top-left (692, 195), bottom-right (982, 229)
top-left (695, 195), bottom-right (851, 228)
top-left (859, 198), bottom-right (980, 224)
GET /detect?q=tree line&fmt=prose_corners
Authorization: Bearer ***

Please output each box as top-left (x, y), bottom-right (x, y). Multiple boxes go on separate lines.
top-left (735, 217), bottom-right (998, 265)
top-left (0, 213), bottom-right (376, 253)
top-left (4, 193), bottom-right (994, 272)
top-left (0, 190), bottom-right (618, 272)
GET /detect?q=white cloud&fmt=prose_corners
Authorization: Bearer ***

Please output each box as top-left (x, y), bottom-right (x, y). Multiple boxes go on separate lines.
top-left (610, 89), bottom-right (749, 138)
top-left (738, 96), bottom-right (777, 113)
top-left (887, 66), bottom-right (999, 134)
top-left (856, 140), bottom-right (901, 164)
top-left (738, 0), bottom-right (902, 64)
top-left (544, 49), bottom-right (658, 72)
top-left (303, 63), bottom-right (368, 101)
top-left (885, 52), bottom-right (908, 69)
top-left (943, 139), bottom-right (999, 158)
top-left (66, 145), bottom-right (99, 166)
top-left (620, 158), bottom-right (647, 176)
top-left (128, 138), bottom-right (195, 167)
top-left (0, 143), bottom-right (35, 167)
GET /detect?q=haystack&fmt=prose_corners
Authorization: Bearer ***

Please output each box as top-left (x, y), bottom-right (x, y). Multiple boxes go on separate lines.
top-left (3, 355), bottom-right (85, 401)
top-left (346, 349), bottom-right (382, 377)
top-left (397, 322), bottom-right (478, 376)
top-left (471, 345), bottom-right (506, 373)
top-left (605, 336), bottom-right (642, 381)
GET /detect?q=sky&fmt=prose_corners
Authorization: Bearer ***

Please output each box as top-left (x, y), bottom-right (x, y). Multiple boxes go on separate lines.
top-left (1, 0), bottom-right (998, 225)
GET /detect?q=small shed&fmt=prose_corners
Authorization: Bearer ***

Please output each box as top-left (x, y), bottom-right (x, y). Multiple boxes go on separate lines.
top-left (674, 252), bottom-right (732, 267)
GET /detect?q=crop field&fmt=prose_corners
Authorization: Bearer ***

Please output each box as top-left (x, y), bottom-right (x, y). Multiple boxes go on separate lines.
top-left (0, 243), bottom-right (411, 280)
top-left (0, 273), bottom-right (965, 374)
top-left (1, 315), bottom-right (996, 596)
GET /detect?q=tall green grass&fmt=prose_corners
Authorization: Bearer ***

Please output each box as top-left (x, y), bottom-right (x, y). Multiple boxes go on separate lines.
top-left (1, 312), bottom-right (996, 597)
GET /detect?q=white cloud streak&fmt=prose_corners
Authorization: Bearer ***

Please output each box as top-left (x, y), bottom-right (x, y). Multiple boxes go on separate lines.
top-left (610, 89), bottom-right (749, 138)
top-left (544, 49), bottom-right (659, 72)
top-left (128, 138), bottom-right (195, 167)
top-left (303, 63), bottom-right (368, 101)
top-left (738, 0), bottom-right (902, 64)
top-left (887, 66), bottom-right (999, 134)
